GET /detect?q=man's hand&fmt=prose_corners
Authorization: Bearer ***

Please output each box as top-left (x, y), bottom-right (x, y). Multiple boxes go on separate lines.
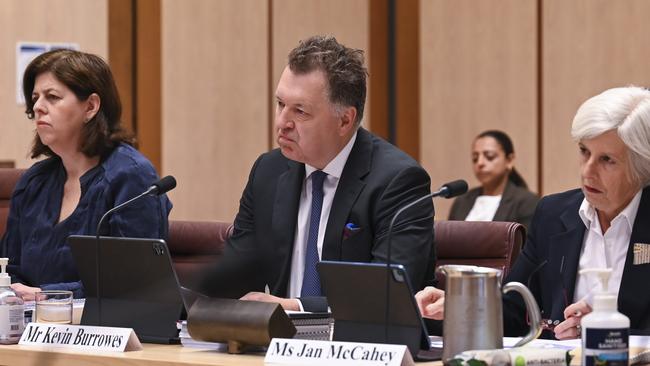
top-left (554, 300), bottom-right (592, 339)
top-left (415, 286), bottom-right (445, 320)
top-left (240, 292), bottom-right (301, 311)
top-left (11, 283), bottom-right (42, 301)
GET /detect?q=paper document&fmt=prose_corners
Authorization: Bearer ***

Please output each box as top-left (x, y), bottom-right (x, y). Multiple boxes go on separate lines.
top-left (503, 336), bottom-right (580, 350)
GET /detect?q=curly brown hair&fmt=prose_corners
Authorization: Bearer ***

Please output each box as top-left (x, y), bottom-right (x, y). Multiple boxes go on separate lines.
top-left (288, 35), bottom-right (368, 125)
top-left (23, 49), bottom-right (134, 159)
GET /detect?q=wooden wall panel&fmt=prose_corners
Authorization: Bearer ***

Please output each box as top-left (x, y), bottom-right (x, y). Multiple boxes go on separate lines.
top-left (369, 0), bottom-right (389, 141)
top-left (161, 0), bottom-right (269, 221)
top-left (136, 0), bottom-right (162, 172)
top-left (542, 0), bottom-right (650, 195)
top-left (271, 0), bottom-right (371, 135)
top-left (420, 0), bottom-right (538, 220)
top-left (368, 0), bottom-right (421, 161)
top-left (161, 0), bottom-right (371, 221)
top-left (108, 0), bottom-right (135, 136)
top-left (0, 0), bottom-right (108, 169)
top-left (395, 0), bottom-right (420, 161)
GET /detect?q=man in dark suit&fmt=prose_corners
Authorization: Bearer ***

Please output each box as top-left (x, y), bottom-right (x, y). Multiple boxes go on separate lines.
top-left (201, 35), bottom-right (434, 312)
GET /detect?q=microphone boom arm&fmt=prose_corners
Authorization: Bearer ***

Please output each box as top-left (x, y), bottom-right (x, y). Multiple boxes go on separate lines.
top-left (92, 175), bottom-right (175, 327)
top-left (95, 187), bottom-right (155, 237)
top-left (383, 180), bottom-right (467, 343)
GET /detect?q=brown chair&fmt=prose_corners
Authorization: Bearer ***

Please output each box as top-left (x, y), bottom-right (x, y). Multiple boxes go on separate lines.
top-left (433, 220), bottom-right (525, 289)
top-left (166, 220), bottom-right (233, 291)
top-left (0, 168), bottom-right (25, 240)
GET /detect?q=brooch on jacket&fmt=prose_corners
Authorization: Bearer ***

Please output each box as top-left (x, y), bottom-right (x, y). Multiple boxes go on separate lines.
top-left (633, 243), bottom-right (650, 265)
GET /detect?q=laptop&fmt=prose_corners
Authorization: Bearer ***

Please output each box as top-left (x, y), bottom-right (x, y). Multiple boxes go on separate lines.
top-left (317, 261), bottom-right (442, 361)
top-left (68, 235), bottom-right (184, 344)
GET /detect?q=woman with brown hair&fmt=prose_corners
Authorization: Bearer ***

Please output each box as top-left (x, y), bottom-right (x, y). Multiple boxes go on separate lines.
top-left (2, 49), bottom-right (172, 299)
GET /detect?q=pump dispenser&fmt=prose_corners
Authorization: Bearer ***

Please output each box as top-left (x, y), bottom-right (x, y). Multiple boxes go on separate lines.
top-left (0, 258), bottom-right (24, 344)
top-left (580, 268), bottom-right (629, 366)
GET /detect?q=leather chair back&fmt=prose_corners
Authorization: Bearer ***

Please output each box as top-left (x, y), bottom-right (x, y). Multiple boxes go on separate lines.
top-left (0, 168), bottom-right (25, 240)
top-left (166, 220), bottom-right (233, 291)
top-left (434, 220), bottom-right (525, 289)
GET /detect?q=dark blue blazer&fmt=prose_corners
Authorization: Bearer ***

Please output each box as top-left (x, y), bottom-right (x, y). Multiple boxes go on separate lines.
top-left (503, 186), bottom-right (650, 336)
top-left (200, 128), bottom-right (435, 312)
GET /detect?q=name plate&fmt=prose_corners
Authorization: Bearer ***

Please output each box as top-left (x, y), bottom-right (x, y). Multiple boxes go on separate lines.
top-left (265, 338), bottom-right (414, 366)
top-left (19, 322), bottom-right (143, 352)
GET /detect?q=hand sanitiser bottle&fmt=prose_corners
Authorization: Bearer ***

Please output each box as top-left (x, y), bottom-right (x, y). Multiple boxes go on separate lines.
top-left (0, 258), bottom-right (24, 344)
top-left (580, 268), bottom-right (629, 366)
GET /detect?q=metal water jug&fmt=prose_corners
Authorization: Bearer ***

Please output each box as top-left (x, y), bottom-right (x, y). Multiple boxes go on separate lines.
top-left (437, 265), bottom-right (542, 361)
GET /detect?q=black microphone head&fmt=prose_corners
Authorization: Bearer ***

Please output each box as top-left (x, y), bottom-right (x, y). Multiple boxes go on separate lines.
top-left (151, 175), bottom-right (177, 195)
top-left (439, 179), bottom-right (468, 198)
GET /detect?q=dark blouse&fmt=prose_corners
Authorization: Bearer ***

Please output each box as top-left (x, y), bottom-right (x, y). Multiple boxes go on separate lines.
top-left (2, 143), bottom-right (172, 298)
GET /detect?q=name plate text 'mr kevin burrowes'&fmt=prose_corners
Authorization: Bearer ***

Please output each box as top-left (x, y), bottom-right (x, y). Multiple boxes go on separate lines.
top-left (19, 322), bottom-right (142, 352)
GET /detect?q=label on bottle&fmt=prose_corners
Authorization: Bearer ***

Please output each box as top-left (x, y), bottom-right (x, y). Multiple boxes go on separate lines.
top-left (0, 304), bottom-right (25, 341)
top-left (583, 328), bottom-right (629, 366)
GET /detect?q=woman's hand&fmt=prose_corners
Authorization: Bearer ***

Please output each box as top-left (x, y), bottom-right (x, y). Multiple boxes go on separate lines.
top-left (415, 286), bottom-right (445, 320)
top-left (10, 283), bottom-right (42, 301)
top-left (554, 300), bottom-right (592, 339)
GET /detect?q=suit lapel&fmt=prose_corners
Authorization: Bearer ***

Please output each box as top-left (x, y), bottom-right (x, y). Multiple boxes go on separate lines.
top-left (493, 181), bottom-right (515, 221)
top-left (618, 187), bottom-right (650, 327)
top-left (322, 129), bottom-right (371, 260)
top-left (271, 159), bottom-right (304, 292)
top-left (548, 195), bottom-right (585, 315)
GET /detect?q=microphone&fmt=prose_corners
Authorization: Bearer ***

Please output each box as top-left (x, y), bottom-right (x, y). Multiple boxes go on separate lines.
top-left (93, 175), bottom-right (176, 325)
top-left (148, 175), bottom-right (177, 196)
top-left (431, 179), bottom-right (469, 199)
top-left (383, 179), bottom-right (468, 343)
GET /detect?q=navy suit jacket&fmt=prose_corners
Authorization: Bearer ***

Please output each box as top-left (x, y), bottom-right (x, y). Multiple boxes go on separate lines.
top-left (200, 128), bottom-right (435, 311)
top-left (503, 186), bottom-right (650, 336)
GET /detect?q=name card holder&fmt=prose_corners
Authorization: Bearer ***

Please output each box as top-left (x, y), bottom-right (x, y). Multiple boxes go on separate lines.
top-left (265, 338), bottom-right (414, 366)
top-left (19, 322), bottom-right (143, 352)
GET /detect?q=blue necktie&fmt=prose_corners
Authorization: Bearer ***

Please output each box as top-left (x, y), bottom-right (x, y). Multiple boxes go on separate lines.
top-left (301, 170), bottom-right (327, 297)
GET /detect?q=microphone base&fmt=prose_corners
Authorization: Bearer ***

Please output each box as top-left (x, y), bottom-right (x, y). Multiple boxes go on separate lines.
top-left (187, 297), bottom-right (296, 354)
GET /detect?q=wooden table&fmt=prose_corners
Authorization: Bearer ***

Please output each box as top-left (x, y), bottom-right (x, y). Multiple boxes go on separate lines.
top-left (0, 343), bottom-right (441, 366)
top-left (0, 343), bottom-right (265, 366)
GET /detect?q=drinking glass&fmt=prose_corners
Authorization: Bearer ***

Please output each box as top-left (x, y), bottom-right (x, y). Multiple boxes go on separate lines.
top-left (34, 290), bottom-right (73, 324)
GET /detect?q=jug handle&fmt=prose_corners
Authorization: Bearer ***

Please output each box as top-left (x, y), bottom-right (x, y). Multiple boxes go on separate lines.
top-left (502, 281), bottom-right (542, 347)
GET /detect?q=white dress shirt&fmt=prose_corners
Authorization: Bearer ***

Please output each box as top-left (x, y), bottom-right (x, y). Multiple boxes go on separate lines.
top-left (573, 190), bottom-right (642, 305)
top-left (287, 131), bottom-right (358, 300)
top-left (465, 195), bottom-right (502, 221)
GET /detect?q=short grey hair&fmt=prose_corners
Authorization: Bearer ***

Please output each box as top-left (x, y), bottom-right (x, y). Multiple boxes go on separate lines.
top-left (571, 86), bottom-right (650, 187)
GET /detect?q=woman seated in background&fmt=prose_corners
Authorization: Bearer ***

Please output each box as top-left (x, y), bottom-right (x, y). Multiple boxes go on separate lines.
top-left (417, 86), bottom-right (650, 339)
top-left (448, 130), bottom-right (539, 228)
top-left (1, 49), bottom-right (172, 299)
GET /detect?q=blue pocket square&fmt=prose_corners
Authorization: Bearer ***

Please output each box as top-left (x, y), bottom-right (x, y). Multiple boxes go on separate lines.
top-left (343, 222), bottom-right (362, 240)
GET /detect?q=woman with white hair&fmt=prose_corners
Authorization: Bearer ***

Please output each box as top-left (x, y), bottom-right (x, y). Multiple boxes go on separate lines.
top-left (416, 86), bottom-right (650, 339)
